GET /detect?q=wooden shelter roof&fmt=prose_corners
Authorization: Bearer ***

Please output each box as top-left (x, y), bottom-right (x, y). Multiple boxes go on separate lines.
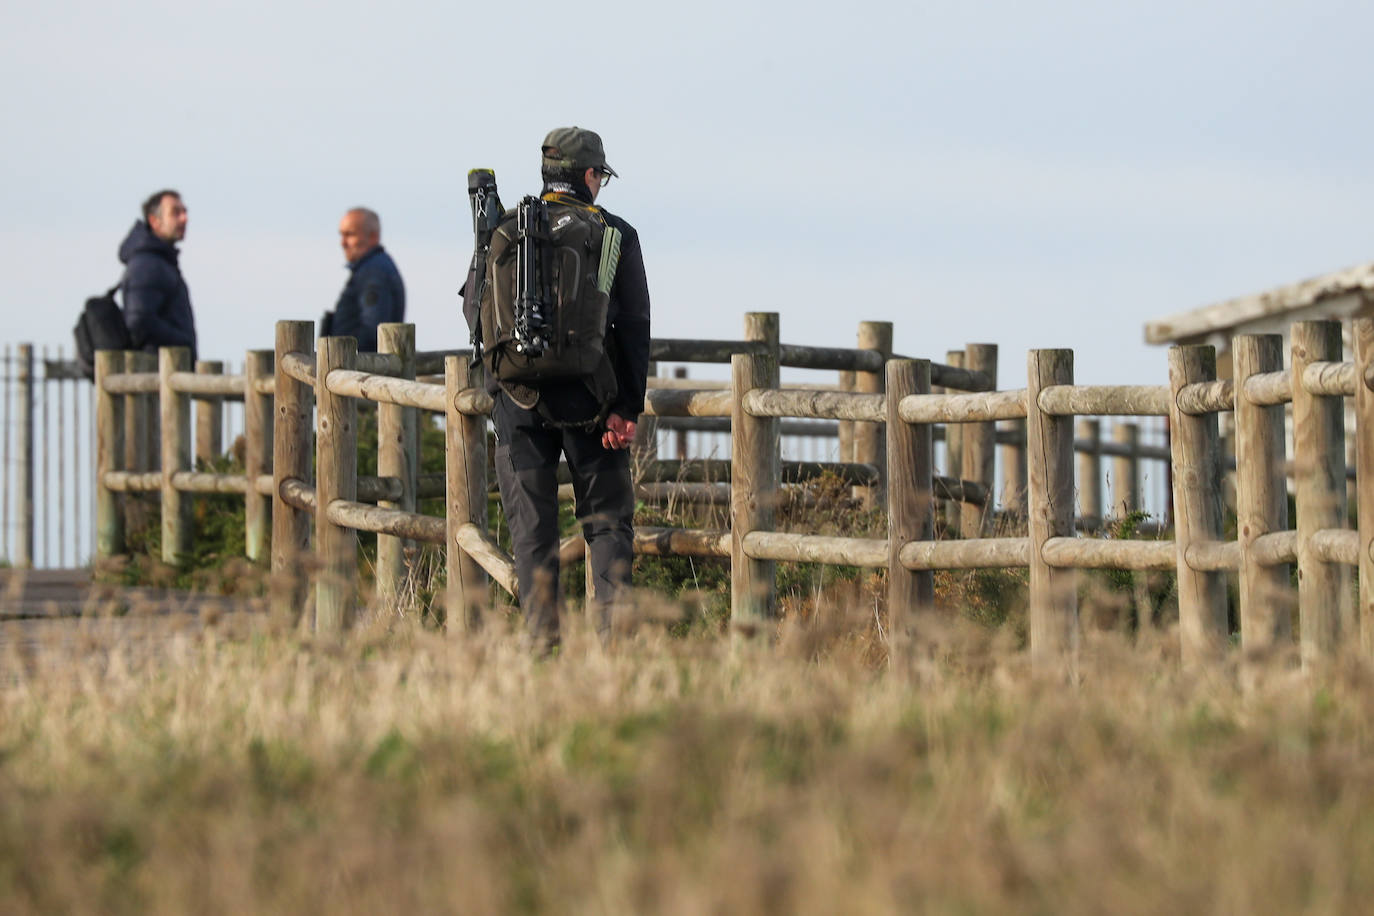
top-left (1144, 261), bottom-right (1374, 346)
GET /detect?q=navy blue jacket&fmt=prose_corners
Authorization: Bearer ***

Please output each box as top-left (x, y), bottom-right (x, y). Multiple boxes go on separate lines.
top-left (332, 246), bottom-right (405, 352)
top-left (119, 221), bottom-right (197, 360)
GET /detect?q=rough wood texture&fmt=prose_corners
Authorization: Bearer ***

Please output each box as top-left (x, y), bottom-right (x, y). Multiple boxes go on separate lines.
top-left (960, 345), bottom-right (997, 539)
top-left (837, 370), bottom-right (855, 461)
top-left (101, 471), bottom-right (161, 492)
top-left (315, 337), bottom-right (358, 635)
top-left (446, 356), bottom-right (488, 631)
top-left (168, 371), bottom-right (247, 396)
top-left (1302, 360), bottom-right (1357, 398)
top-left (1167, 346), bottom-right (1230, 667)
top-left (271, 322), bottom-right (315, 624)
top-left (1242, 371), bottom-right (1293, 407)
top-left (159, 348), bottom-right (192, 565)
top-left (777, 343), bottom-right (883, 372)
top-left (1042, 537), bottom-right (1175, 570)
top-left (896, 389), bottom-right (1027, 425)
top-left (650, 338), bottom-right (760, 364)
top-left (1183, 540), bottom-right (1242, 572)
top-left (1174, 379), bottom-right (1235, 416)
top-left (1291, 321), bottom-right (1352, 664)
top-left (124, 352), bottom-right (156, 473)
top-left (193, 361), bottom-right (223, 468)
top-left (243, 350), bottom-right (273, 563)
top-left (634, 527), bottom-right (732, 558)
top-left (280, 352), bottom-right (317, 387)
top-left (1076, 419), bottom-right (1102, 533)
top-left (102, 371), bottom-right (160, 395)
top-left (94, 351), bottom-right (125, 558)
top-left (943, 350), bottom-right (965, 528)
top-left (323, 368), bottom-right (446, 412)
top-left (853, 321), bottom-right (892, 507)
top-left (741, 531), bottom-right (889, 568)
top-left (279, 478), bottom-right (316, 511)
top-left (1233, 335), bottom-right (1293, 652)
top-left (1038, 384), bottom-right (1171, 417)
top-left (898, 537), bottom-right (1030, 570)
top-left (643, 388), bottom-right (733, 418)
top-left (1027, 349), bottom-right (1077, 675)
top-left (376, 324), bottom-right (417, 607)
top-left (741, 389), bottom-right (885, 422)
top-left (170, 472), bottom-right (248, 494)
top-left (325, 500), bottom-right (445, 544)
top-left (1111, 423), bottom-right (1140, 517)
top-left (454, 522), bottom-right (516, 599)
top-left (886, 360), bottom-right (935, 654)
top-left (1000, 418), bottom-right (1028, 519)
top-left (1356, 319), bottom-right (1374, 658)
top-left (730, 313), bottom-right (781, 630)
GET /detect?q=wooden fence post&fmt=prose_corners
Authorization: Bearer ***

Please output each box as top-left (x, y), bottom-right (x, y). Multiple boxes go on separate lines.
top-left (837, 369), bottom-right (855, 462)
top-left (1233, 334), bottom-right (1292, 652)
top-left (377, 323), bottom-right (417, 606)
top-left (1111, 422), bottom-right (1140, 518)
top-left (943, 349), bottom-right (965, 532)
top-left (1354, 319), bottom-right (1374, 658)
top-left (886, 358), bottom-right (934, 663)
top-left (445, 356), bottom-right (488, 631)
top-left (854, 321), bottom-right (892, 507)
top-left (1076, 418), bottom-right (1102, 533)
top-left (194, 360), bottom-right (223, 467)
top-left (961, 343), bottom-right (997, 537)
top-left (125, 352), bottom-right (154, 472)
top-left (16, 344), bottom-right (32, 568)
top-left (94, 350), bottom-right (125, 559)
top-left (244, 349), bottom-right (273, 563)
top-left (1027, 350), bottom-right (1077, 676)
top-left (1291, 320), bottom-right (1352, 663)
top-left (1000, 417), bottom-right (1028, 521)
top-left (272, 321), bottom-right (314, 624)
top-left (315, 336), bottom-right (358, 634)
top-left (730, 312), bottom-right (780, 631)
top-left (673, 366), bottom-right (690, 459)
top-left (1167, 345), bottom-right (1229, 667)
top-left (159, 347), bottom-right (192, 565)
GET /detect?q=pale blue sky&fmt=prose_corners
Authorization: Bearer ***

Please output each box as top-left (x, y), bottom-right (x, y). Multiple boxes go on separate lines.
top-left (4, 0), bottom-right (1371, 386)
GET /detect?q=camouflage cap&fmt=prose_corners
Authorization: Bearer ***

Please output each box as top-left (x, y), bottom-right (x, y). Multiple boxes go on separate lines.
top-left (541, 126), bottom-right (618, 178)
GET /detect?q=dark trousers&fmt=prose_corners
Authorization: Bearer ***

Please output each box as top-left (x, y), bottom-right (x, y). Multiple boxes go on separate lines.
top-left (492, 390), bottom-right (635, 644)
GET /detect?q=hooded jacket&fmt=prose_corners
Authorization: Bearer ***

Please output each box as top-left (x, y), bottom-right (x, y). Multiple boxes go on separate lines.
top-left (118, 221), bottom-right (197, 360)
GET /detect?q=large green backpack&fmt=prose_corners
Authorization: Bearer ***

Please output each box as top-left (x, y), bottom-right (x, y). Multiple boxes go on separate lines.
top-left (478, 193), bottom-right (622, 405)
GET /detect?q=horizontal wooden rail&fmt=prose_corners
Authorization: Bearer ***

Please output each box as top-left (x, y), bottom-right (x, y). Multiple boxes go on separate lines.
top-left (415, 349), bottom-right (470, 375)
top-left (167, 371), bottom-right (247, 397)
top-left (1311, 528), bottom-right (1360, 566)
top-left (742, 389), bottom-right (886, 422)
top-left (741, 531), bottom-right (888, 567)
top-left (898, 389), bottom-right (1027, 424)
top-left (655, 416), bottom-right (840, 437)
top-left (899, 537), bottom-right (1030, 570)
top-left (102, 372), bottom-right (159, 395)
top-left (353, 352), bottom-right (403, 376)
top-left (1183, 540), bottom-right (1240, 572)
top-left (1252, 530), bottom-right (1298, 567)
top-left (102, 471), bottom-right (162, 492)
top-left (253, 376), bottom-right (276, 395)
top-left (778, 344), bottom-right (882, 372)
top-left (280, 352), bottom-right (316, 387)
top-left (634, 526), bottom-right (732, 558)
top-left (1042, 537), bottom-right (1175, 570)
top-left (651, 338), bottom-right (760, 363)
top-left (325, 499), bottom-right (446, 544)
top-left (171, 471), bottom-right (248, 494)
top-left (643, 388), bottom-right (733, 418)
top-left (1038, 385), bottom-right (1171, 417)
top-left (1303, 361), bottom-right (1356, 398)
top-left (325, 369), bottom-right (446, 412)
top-left (926, 363), bottom-right (994, 392)
top-left (1176, 379), bottom-right (1234, 416)
top-left (1243, 370), bottom-right (1292, 406)
top-left (454, 388), bottom-right (494, 416)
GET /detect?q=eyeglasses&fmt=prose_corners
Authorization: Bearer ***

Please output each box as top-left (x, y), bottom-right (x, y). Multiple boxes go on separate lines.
top-left (594, 169), bottom-right (613, 188)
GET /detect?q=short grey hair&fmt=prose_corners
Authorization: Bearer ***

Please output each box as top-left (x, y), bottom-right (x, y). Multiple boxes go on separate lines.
top-left (347, 207), bottom-right (381, 238)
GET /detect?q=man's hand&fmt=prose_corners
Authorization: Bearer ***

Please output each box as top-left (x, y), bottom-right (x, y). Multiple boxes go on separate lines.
top-left (602, 413), bottom-right (636, 450)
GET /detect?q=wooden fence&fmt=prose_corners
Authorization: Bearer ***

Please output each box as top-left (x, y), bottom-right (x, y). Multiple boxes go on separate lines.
top-left (86, 314), bottom-right (1373, 672)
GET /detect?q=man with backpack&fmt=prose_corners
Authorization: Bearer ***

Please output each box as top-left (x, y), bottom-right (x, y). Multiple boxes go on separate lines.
top-left (466, 127), bottom-right (651, 650)
top-left (120, 189), bottom-right (198, 360)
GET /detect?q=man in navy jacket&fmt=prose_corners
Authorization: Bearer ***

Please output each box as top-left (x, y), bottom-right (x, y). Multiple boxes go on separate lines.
top-left (331, 208), bottom-right (405, 352)
top-left (120, 189), bottom-right (197, 361)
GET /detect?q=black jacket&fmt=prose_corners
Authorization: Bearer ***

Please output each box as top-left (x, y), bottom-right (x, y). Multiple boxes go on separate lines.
top-left (118, 221), bottom-right (197, 360)
top-left (331, 245), bottom-right (405, 353)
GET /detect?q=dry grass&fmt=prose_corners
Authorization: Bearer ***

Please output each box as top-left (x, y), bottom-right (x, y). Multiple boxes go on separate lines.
top-left (3, 604), bottom-right (1373, 915)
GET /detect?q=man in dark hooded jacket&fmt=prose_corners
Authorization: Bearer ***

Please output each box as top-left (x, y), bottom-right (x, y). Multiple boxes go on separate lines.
top-left (119, 189), bottom-right (197, 360)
